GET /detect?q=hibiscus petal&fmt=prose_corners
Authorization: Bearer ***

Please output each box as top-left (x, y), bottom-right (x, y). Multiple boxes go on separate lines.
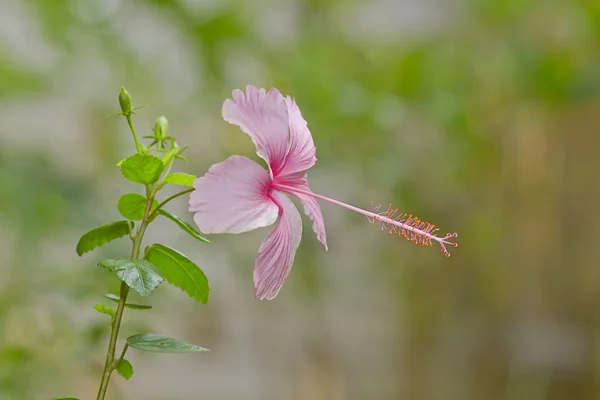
top-left (254, 191), bottom-right (302, 300)
top-left (295, 193), bottom-right (327, 251)
top-left (278, 96), bottom-right (317, 177)
top-left (277, 174), bottom-right (328, 250)
top-left (189, 155), bottom-right (278, 234)
top-left (222, 86), bottom-right (289, 175)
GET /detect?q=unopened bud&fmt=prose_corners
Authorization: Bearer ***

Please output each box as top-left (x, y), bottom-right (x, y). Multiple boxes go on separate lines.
top-left (154, 116), bottom-right (168, 139)
top-left (119, 87), bottom-right (133, 116)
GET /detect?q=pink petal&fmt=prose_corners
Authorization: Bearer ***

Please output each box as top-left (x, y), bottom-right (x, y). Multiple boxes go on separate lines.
top-left (278, 96), bottom-right (317, 177)
top-left (254, 191), bottom-right (302, 300)
top-left (189, 155), bottom-right (278, 234)
top-left (296, 195), bottom-right (327, 251)
top-left (276, 174), bottom-right (328, 251)
top-left (222, 86), bottom-right (289, 175)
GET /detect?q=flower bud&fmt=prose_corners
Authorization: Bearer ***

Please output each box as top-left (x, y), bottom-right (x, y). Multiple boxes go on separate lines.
top-left (119, 87), bottom-right (133, 116)
top-left (153, 116), bottom-right (168, 139)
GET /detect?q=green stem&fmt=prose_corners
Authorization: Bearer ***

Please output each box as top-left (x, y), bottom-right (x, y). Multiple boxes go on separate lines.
top-left (162, 157), bottom-right (176, 181)
top-left (96, 190), bottom-right (154, 400)
top-left (149, 187), bottom-right (194, 220)
top-left (118, 343), bottom-right (129, 363)
top-left (96, 282), bottom-right (130, 400)
top-left (126, 115), bottom-right (141, 153)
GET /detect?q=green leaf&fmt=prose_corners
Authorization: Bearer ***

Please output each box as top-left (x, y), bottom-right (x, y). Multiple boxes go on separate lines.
top-left (163, 172), bottom-right (197, 187)
top-left (76, 221), bottom-right (133, 256)
top-left (160, 148), bottom-right (178, 166)
top-left (145, 244), bottom-right (209, 304)
top-left (104, 294), bottom-right (152, 310)
top-left (116, 359), bottom-right (134, 380)
top-left (120, 153), bottom-right (164, 184)
top-left (127, 333), bottom-right (209, 354)
top-left (117, 193), bottom-right (159, 221)
top-left (161, 145), bottom-right (188, 166)
top-left (93, 304), bottom-right (115, 318)
top-left (98, 258), bottom-right (164, 296)
top-left (158, 209), bottom-right (210, 243)
top-left (50, 397), bottom-right (80, 400)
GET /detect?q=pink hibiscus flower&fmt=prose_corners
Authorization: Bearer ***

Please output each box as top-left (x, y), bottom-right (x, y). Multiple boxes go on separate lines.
top-left (189, 86), bottom-right (457, 300)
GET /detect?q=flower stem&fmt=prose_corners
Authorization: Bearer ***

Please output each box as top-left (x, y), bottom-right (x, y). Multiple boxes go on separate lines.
top-left (149, 187), bottom-right (194, 220)
top-left (126, 114), bottom-right (141, 153)
top-left (96, 189), bottom-right (154, 399)
top-left (162, 157), bottom-right (176, 181)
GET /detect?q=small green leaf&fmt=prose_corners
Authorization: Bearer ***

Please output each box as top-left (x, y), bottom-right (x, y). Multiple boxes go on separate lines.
top-left (104, 294), bottom-right (152, 310)
top-left (160, 148), bottom-right (178, 166)
top-left (120, 153), bottom-right (164, 184)
top-left (158, 209), bottom-right (210, 243)
top-left (99, 258), bottom-right (164, 296)
top-left (116, 359), bottom-right (134, 380)
top-left (117, 193), bottom-right (159, 221)
top-left (145, 244), bottom-right (209, 304)
top-left (127, 333), bottom-right (209, 354)
top-left (93, 304), bottom-right (115, 318)
top-left (76, 221), bottom-right (133, 256)
top-left (50, 397), bottom-right (80, 399)
top-left (163, 172), bottom-right (197, 187)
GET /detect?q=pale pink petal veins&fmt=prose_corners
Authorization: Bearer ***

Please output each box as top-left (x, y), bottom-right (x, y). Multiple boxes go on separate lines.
top-left (254, 191), bottom-right (302, 300)
top-left (275, 174), bottom-right (327, 250)
top-left (222, 86), bottom-right (289, 175)
top-left (277, 96), bottom-right (317, 177)
top-left (189, 155), bottom-right (278, 234)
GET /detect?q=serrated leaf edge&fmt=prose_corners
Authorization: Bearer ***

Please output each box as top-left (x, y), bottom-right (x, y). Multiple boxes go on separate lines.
top-left (98, 258), bottom-right (164, 297)
top-left (76, 220), bottom-right (133, 256)
top-left (126, 333), bottom-right (209, 353)
top-left (145, 244), bottom-right (209, 304)
top-left (120, 153), bottom-right (165, 184)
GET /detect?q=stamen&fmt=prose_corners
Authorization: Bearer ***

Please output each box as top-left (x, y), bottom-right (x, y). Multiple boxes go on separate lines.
top-left (270, 183), bottom-right (458, 257)
top-left (366, 201), bottom-right (381, 225)
top-left (368, 202), bottom-right (458, 257)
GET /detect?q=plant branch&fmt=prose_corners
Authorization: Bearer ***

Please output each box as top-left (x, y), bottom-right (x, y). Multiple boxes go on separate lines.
top-left (126, 115), bottom-right (141, 153)
top-left (149, 187), bottom-right (194, 220)
top-left (162, 157), bottom-right (176, 181)
top-left (118, 343), bottom-right (129, 363)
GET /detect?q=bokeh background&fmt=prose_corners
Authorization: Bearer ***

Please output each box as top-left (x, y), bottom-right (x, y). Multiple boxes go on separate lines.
top-left (1, 0), bottom-right (600, 399)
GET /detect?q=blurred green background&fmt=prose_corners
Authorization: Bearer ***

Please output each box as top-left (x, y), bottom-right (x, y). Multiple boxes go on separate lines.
top-left (1, 0), bottom-right (600, 399)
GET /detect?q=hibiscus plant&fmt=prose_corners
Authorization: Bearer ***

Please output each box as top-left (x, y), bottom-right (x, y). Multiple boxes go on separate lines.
top-left (52, 86), bottom-right (457, 400)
